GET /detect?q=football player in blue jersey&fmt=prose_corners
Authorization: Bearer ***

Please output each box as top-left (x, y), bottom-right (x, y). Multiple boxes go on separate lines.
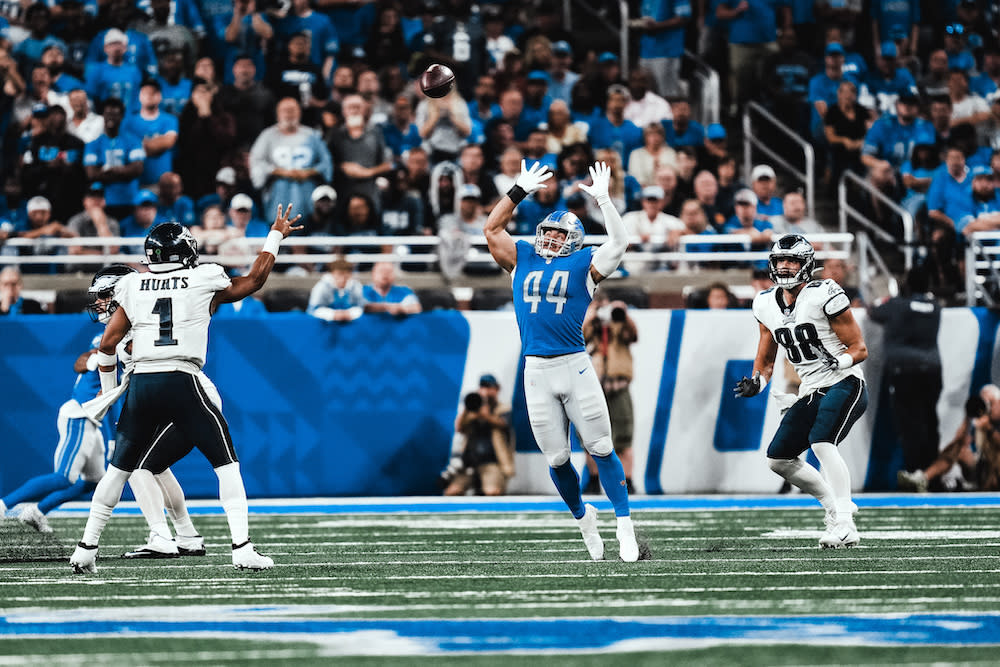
top-left (735, 235), bottom-right (869, 548)
top-left (483, 159), bottom-right (641, 562)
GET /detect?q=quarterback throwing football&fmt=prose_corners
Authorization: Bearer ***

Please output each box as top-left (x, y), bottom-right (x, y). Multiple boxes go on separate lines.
top-left (735, 234), bottom-right (868, 548)
top-left (484, 160), bottom-right (640, 562)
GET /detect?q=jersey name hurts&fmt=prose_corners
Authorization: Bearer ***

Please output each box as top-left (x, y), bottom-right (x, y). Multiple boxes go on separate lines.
top-left (138, 276), bottom-right (190, 291)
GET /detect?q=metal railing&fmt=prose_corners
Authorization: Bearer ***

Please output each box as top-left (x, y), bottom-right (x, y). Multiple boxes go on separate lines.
top-left (742, 101), bottom-right (815, 217)
top-left (964, 231), bottom-right (1000, 306)
top-left (837, 170), bottom-right (914, 272)
top-left (684, 49), bottom-right (721, 127)
top-left (855, 231), bottom-right (899, 304)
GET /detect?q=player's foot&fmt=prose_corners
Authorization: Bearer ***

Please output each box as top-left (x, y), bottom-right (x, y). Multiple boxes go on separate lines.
top-left (16, 503), bottom-right (52, 533)
top-left (70, 542), bottom-right (98, 574)
top-left (576, 503), bottom-right (604, 560)
top-left (616, 515), bottom-right (639, 562)
top-left (897, 469), bottom-right (929, 493)
top-left (176, 534), bottom-right (206, 556)
top-left (819, 511), bottom-right (860, 549)
top-left (232, 540), bottom-right (273, 570)
top-left (121, 531), bottom-right (180, 559)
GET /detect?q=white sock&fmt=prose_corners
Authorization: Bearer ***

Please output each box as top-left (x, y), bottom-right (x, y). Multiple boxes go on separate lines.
top-left (215, 462), bottom-right (249, 545)
top-left (616, 515), bottom-right (634, 533)
top-left (129, 469), bottom-right (171, 538)
top-left (768, 457), bottom-right (836, 514)
top-left (155, 469), bottom-right (198, 537)
top-left (81, 467), bottom-right (130, 545)
top-left (811, 442), bottom-right (855, 518)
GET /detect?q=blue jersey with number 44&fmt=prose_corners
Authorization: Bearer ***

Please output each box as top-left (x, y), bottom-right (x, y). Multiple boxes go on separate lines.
top-left (512, 240), bottom-right (595, 357)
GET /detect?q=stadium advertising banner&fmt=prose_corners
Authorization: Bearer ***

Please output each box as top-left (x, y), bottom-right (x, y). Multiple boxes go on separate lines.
top-left (1, 309), bottom-right (997, 498)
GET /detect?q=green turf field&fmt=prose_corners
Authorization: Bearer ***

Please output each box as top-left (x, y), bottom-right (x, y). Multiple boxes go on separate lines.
top-left (2, 498), bottom-right (1000, 665)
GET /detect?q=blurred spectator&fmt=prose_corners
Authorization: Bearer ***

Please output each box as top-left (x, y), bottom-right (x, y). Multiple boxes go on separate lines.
top-left (815, 0), bottom-right (862, 51)
top-left (661, 97), bottom-right (703, 149)
top-left (761, 28), bottom-right (811, 138)
top-left (195, 167), bottom-right (239, 217)
top-left (14, 4), bottom-right (65, 75)
top-left (715, 155), bottom-right (743, 219)
top-left (227, 193), bottom-right (269, 238)
top-left (275, 0), bottom-right (338, 76)
top-left (493, 147), bottom-right (523, 198)
top-left (673, 145), bottom-right (698, 201)
top-left (328, 93), bottom-right (393, 210)
top-left (697, 122), bottom-right (728, 175)
top-left (919, 50), bottom-right (951, 99)
top-left (653, 163), bottom-right (683, 217)
top-left (723, 188), bottom-right (774, 249)
top-left (808, 42), bottom-right (853, 148)
top-left (929, 95), bottom-right (955, 148)
top-left (870, 0), bottom-right (919, 60)
top-left (135, 0), bottom-right (200, 67)
top-left (770, 191), bottom-right (823, 237)
top-left (86, 0), bottom-right (159, 78)
top-left (85, 28), bottom-right (143, 112)
top-left (898, 385), bottom-right (1000, 493)
top-left (631, 0), bottom-right (690, 99)
top-left (41, 45), bottom-right (83, 96)
top-left (693, 170), bottom-right (726, 231)
top-left (958, 166), bottom-right (1000, 239)
top-left (176, 79), bottom-right (237, 200)
top-left (485, 87), bottom-right (533, 145)
top-left (457, 143), bottom-right (499, 207)
top-left (863, 42), bottom-right (916, 115)
top-left (869, 265), bottom-right (942, 475)
top-left (356, 69), bottom-right (390, 126)
top-left (750, 164), bottom-right (783, 220)
top-left (156, 172), bottom-right (195, 227)
top-left (154, 49), bottom-right (192, 117)
top-left (482, 118), bottom-right (516, 170)
top-left (120, 189), bottom-right (165, 237)
top-left (249, 97), bottom-right (332, 219)
top-left (522, 127), bottom-right (557, 173)
top-left (582, 293), bottom-right (637, 492)
top-left (67, 182), bottom-right (120, 258)
top-left (949, 70), bottom-right (991, 133)
top-left (380, 166), bottom-right (425, 237)
top-left (588, 84), bottom-right (643, 166)
top-left (622, 184), bottom-right (684, 271)
top-left (823, 80), bottom-right (869, 184)
top-left (83, 97), bottom-right (145, 221)
top-left (897, 130), bottom-right (939, 223)
top-left (328, 65), bottom-right (355, 107)
top-left (302, 184), bottom-right (338, 235)
top-left (853, 159), bottom-right (905, 244)
top-left (415, 85), bottom-right (471, 163)
top-left (13, 196), bottom-right (75, 273)
top-left (628, 121), bottom-right (677, 187)
top-left (443, 374), bottom-right (514, 497)
top-left (972, 44), bottom-right (1000, 98)
top-left (555, 142), bottom-right (592, 196)
top-left (13, 66), bottom-right (65, 130)
top-left (343, 193), bottom-right (380, 239)
top-left (21, 104), bottom-right (85, 222)
top-left (624, 67), bottom-right (673, 128)
top-left (706, 281), bottom-right (737, 309)
top-left (122, 79), bottom-right (178, 188)
top-left (307, 257), bottom-right (364, 322)
top-left (593, 148), bottom-right (640, 215)
top-left (927, 145), bottom-right (973, 235)
top-left (66, 88), bottom-right (103, 144)
top-left (942, 23), bottom-right (975, 73)
top-left (438, 184), bottom-right (488, 278)
top-left (522, 70), bottom-right (552, 130)
top-left (189, 203), bottom-right (234, 255)
top-left (381, 94), bottom-right (420, 159)
top-left (861, 91), bottom-right (932, 171)
top-left (565, 191), bottom-right (603, 235)
top-left (467, 74), bottom-right (500, 125)
top-left (429, 161), bottom-right (459, 220)
top-left (0, 267), bottom-right (44, 315)
top-left (220, 0), bottom-right (273, 86)
top-left (543, 100), bottom-right (588, 155)
top-left (363, 261), bottom-right (422, 316)
top-left (678, 198), bottom-right (719, 251)
top-left (716, 0), bottom-right (786, 116)
top-left (265, 32), bottom-right (328, 129)
top-left (364, 3), bottom-right (409, 73)
top-left (547, 40), bottom-right (578, 104)
top-left (218, 55), bottom-right (275, 151)
top-left (821, 257), bottom-right (862, 305)
top-left (513, 174), bottom-right (562, 234)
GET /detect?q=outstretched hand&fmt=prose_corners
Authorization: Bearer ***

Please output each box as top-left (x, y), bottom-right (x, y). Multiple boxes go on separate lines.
top-left (578, 161), bottom-right (611, 201)
top-left (733, 372), bottom-right (762, 398)
top-left (272, 202), bottom-right (304, 238)
top-left (514, 160), bottom-right (552, 195)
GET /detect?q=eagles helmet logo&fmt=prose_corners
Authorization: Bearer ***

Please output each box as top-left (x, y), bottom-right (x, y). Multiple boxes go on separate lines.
top-left (86, 264), bottom-right (137, 323)
top-left (768, 234), bottom-right (815, 289)
top-left (144, 222), bottom-right (199, 272)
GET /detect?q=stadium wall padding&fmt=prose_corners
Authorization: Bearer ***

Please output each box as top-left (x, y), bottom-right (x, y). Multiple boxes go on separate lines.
top-left (1, 308), bottom-right (996, 498)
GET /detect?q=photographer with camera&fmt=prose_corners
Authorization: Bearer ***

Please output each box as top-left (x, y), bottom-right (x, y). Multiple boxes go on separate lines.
top-left (898, 385), bottom-right (1000, 492)
top-left (581, 293), bottom-right (638, 493)
top-left (442, 374), bottom-right (515, 496)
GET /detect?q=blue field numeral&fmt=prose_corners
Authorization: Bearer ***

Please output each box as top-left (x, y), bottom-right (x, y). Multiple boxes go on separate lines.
top-left (714, 360), bottom-right (767, 452)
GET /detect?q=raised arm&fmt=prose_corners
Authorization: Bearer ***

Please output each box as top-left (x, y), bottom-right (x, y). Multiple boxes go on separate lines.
top-left (211, 203), bottom-right (303, 310)
top-left (484, 160), bottom-right (552, 272)
top-left (580, 161), bottom-right (628, 284)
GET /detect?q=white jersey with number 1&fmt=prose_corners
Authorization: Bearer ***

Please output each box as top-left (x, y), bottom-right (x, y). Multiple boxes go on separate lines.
top-left (115, 264), bottom-right (232, 375)
top-left (752, 278), bottom-right (864, 397)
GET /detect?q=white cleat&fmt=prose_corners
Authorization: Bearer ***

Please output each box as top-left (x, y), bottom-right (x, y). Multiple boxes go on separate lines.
top-left (232, 540), bottom-right (273, 570)
top-left (16, 503), bottom-right (52, 533)
top-left (819, 510), bottom-right (860, 549)
top-left (122, 531), bottom-right (180, 559)
top-left (577, 503), bottom-right (605, 561)
top-left (176, 534), bottom-right (206, 556)
top-left (616, 515), bottom-right (639, 562)
top-left (70, 542), bottom-right (98, 574)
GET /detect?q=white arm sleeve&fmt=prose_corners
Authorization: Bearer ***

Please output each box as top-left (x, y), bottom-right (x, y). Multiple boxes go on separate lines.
top-left (591, 197), bottom-right (628, 278)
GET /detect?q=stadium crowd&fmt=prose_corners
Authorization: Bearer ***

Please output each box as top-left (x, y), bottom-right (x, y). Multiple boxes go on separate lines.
top-left (0, 0), bottom-right (995, 303)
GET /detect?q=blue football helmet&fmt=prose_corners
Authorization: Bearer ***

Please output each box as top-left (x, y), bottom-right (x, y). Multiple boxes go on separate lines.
top-left (768, 234), bottom-right (815, 288)
top-left (534, 210), bottom-right (584, 258)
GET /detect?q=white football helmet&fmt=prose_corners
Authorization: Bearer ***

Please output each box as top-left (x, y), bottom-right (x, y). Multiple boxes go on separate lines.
top-left (768, 234), bottom-right (815, 289)
top-left (87, 264), bottom-right (137, 323)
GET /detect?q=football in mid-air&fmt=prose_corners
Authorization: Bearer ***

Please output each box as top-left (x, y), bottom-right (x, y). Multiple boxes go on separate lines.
top-left (420, 64), bottom-right (456, 98)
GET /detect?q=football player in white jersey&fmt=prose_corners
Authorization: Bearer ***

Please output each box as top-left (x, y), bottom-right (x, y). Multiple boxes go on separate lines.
top-left (734, 235), bottom-right (869, 548)
top-left (484, 160), bottom-right (641, 562)
top-left (71, 205), bottom-right (302, 573)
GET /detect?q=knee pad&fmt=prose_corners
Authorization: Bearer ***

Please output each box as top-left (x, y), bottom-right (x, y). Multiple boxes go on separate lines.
top-left (768, 457), bottom-right (800, 476)
top-left (546, 448), bottom-right (570, 468)
top-left (584, 436), bottom-right (614, 458)
top-left (93, 466), bottom-right (130, 506)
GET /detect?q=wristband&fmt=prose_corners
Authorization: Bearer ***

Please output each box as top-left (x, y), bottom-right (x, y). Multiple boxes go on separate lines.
top-left (262, 230), bottom-right (282, 256)
top-left (95, 350), bottom-right (117, 368)
top-left (99, 367), bottom-right (117, 394)
top-left (595, 194), bottom-right (612, 207)
top-left (836, 353), bottom-right (854, 370)
top-left (507, 185), bottom-right (528, 205)
top-left (86, 354), bottom-right (99, 372)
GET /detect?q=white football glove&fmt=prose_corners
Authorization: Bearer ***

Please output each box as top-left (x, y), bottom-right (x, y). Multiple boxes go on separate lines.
top-left (578, 161), bottom-right (611, 203)
top-left (514, 160), bottom-right (552, 195)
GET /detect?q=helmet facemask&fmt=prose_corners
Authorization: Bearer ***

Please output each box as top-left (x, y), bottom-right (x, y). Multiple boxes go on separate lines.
top-left (534, 213), bottom-right (583, 258)
top-left (86, 265), bottom-right (135, 323)
top-left (768, 235), bottom-right (816, 289)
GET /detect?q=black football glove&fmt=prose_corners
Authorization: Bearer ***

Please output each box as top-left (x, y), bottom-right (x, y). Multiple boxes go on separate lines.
top-left (733, 372), bottom-right (762, 398)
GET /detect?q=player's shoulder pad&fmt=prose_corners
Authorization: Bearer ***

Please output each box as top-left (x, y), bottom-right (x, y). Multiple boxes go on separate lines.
top-left (804, 280), bottom-right (824, 288)
top-left (818, 279), bottom-right (850, 317)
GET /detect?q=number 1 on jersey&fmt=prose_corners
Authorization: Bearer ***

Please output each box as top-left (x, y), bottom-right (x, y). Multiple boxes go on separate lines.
top-left (523, 270), bottom-right (569, 314)
top-left (151, 297), bottom-right (178, 347)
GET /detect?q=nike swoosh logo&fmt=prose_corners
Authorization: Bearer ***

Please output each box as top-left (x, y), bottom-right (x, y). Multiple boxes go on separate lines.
top-left (578, 369), bottom-right (587, 374)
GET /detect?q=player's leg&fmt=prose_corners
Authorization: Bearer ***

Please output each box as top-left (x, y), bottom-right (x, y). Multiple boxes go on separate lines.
top-left (524, 357), bottom-right (604, 561)
top-left (28, 421), bottom-right (107, 531)
top-left (154, 468), bottom-right (204, 555)
top-left (564, 354), bottom-right (638, 562)
top-left (810, 376), bottom-right (869, 548)
top-left (124, 468), bottom-right (180, 559)
top-left (2, 408), bottom-right (86, 513)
